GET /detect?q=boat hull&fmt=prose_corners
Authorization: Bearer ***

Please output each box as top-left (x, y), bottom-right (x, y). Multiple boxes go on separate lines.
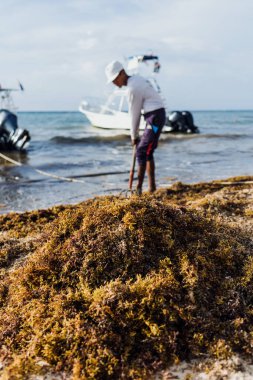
top-left (79, 106), bottom-right (174, 133)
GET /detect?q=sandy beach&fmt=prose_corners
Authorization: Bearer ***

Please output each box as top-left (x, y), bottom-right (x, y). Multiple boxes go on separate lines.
top-left (0, 176), bottom-right (253, 379)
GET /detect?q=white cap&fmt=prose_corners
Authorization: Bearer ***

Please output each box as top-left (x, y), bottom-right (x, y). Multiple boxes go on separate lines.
top-left (105, 60), bottom-right (123, 83)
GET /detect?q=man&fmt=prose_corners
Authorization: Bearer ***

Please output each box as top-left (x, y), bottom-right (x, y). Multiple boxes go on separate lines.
top-left (105, 60), bottom-right (166, 194)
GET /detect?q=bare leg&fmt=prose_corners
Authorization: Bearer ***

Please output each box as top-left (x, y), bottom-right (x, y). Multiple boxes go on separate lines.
top-left (136, 164), bottom-right (146, 194)
top-left (147, 159), bottom-right (156, 192)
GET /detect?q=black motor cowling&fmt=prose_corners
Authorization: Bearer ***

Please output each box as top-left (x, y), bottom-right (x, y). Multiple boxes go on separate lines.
top-left (167, 110), bottom-right (199, 133)
top-left (0, 109), bottom-right (30, 150)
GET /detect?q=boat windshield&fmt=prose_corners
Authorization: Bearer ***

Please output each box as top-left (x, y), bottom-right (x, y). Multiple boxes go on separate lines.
top-left (102, 90), bottom-right (128, 113)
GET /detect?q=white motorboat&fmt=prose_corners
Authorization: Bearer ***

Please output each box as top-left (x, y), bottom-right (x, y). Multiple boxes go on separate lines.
top-left (0, 83), bottom-right (30, 150)
top-left (79, 54), bottom-right (199, 134)
top-left (79, 88), bottom-right (147, 131)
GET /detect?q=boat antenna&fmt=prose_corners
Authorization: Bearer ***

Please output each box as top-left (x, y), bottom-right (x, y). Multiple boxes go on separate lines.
top-left (18, 81), bottom-right (25, 91)
top-left (0, 81), bottom-right (24, 111)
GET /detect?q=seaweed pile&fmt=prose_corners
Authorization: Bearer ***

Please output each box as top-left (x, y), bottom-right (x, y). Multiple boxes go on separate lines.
top-left (0, 176), bottom-right (253, 379)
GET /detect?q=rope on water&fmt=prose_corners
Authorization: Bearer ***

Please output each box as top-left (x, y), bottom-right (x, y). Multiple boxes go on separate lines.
top-left (0, 152), bottom-right (86, 183)
top-left (0, 153), bottom-right (23, 166)
top-left (0, 152), bottom-right (128, 184)
top-left (1, 152), bottom-right (252, 187)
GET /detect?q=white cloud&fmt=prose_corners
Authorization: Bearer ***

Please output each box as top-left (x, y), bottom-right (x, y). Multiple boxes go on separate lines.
top-left (161, 36), bottom-right (206, 53)
top-left (0, 0), bottom-right (253, 110)
top-left (77, 37), bottom-right (98, 51)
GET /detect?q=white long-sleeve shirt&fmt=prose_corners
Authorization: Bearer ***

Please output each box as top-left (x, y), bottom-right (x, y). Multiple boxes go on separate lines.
top-left (127, 75), bottom-right (164, 140)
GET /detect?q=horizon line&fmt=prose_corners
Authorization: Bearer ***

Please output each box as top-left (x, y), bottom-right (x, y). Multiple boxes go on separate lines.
top-left (17, 108), bottom-right (253, 113)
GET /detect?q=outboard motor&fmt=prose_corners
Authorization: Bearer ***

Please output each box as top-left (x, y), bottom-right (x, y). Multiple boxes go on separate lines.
top-left (167, 110), bottom-right (199, 133)
top-left (0, 109), bottom-right (30, 150)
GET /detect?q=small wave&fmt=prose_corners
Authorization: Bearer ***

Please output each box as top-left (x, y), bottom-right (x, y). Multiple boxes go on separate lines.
top-left (160, 133), bottom-right (200, 142)
top-left (160, 132), bottom-right (249, 142)
top-left (50, 134), bottom-right (130, 145)
top-left (200, 133), bottom-right (249, 139)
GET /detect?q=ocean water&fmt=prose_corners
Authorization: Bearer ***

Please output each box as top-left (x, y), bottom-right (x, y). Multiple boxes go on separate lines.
top-left (0, 110), bottom-right (252, 214)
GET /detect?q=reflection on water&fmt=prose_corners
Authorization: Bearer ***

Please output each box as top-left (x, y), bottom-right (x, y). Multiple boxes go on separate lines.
top-left (0, 151), bottom-right (30, 182)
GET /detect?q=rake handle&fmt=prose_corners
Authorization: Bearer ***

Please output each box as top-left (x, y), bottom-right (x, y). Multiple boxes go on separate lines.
top-left (129, 145), bottom-right (137, 190)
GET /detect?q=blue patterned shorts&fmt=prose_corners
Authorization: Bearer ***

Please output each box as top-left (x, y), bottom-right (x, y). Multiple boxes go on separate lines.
top-left (136, 108), bottom-right (166, 165)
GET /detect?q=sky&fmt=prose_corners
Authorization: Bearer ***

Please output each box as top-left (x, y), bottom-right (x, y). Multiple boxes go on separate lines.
top-left (1, 0), bottom-right (253, 111)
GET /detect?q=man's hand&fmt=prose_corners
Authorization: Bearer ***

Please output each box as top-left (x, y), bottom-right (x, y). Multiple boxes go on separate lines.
top-left (131, 137), bottom-right (140, 146)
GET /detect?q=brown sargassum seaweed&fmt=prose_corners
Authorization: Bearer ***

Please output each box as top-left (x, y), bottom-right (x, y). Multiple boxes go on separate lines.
top-left (0, 176), bottom-right (252, 379)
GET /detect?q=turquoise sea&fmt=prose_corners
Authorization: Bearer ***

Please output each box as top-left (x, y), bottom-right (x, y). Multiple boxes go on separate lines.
top-left (0, 110), bottom-right (252, 214)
